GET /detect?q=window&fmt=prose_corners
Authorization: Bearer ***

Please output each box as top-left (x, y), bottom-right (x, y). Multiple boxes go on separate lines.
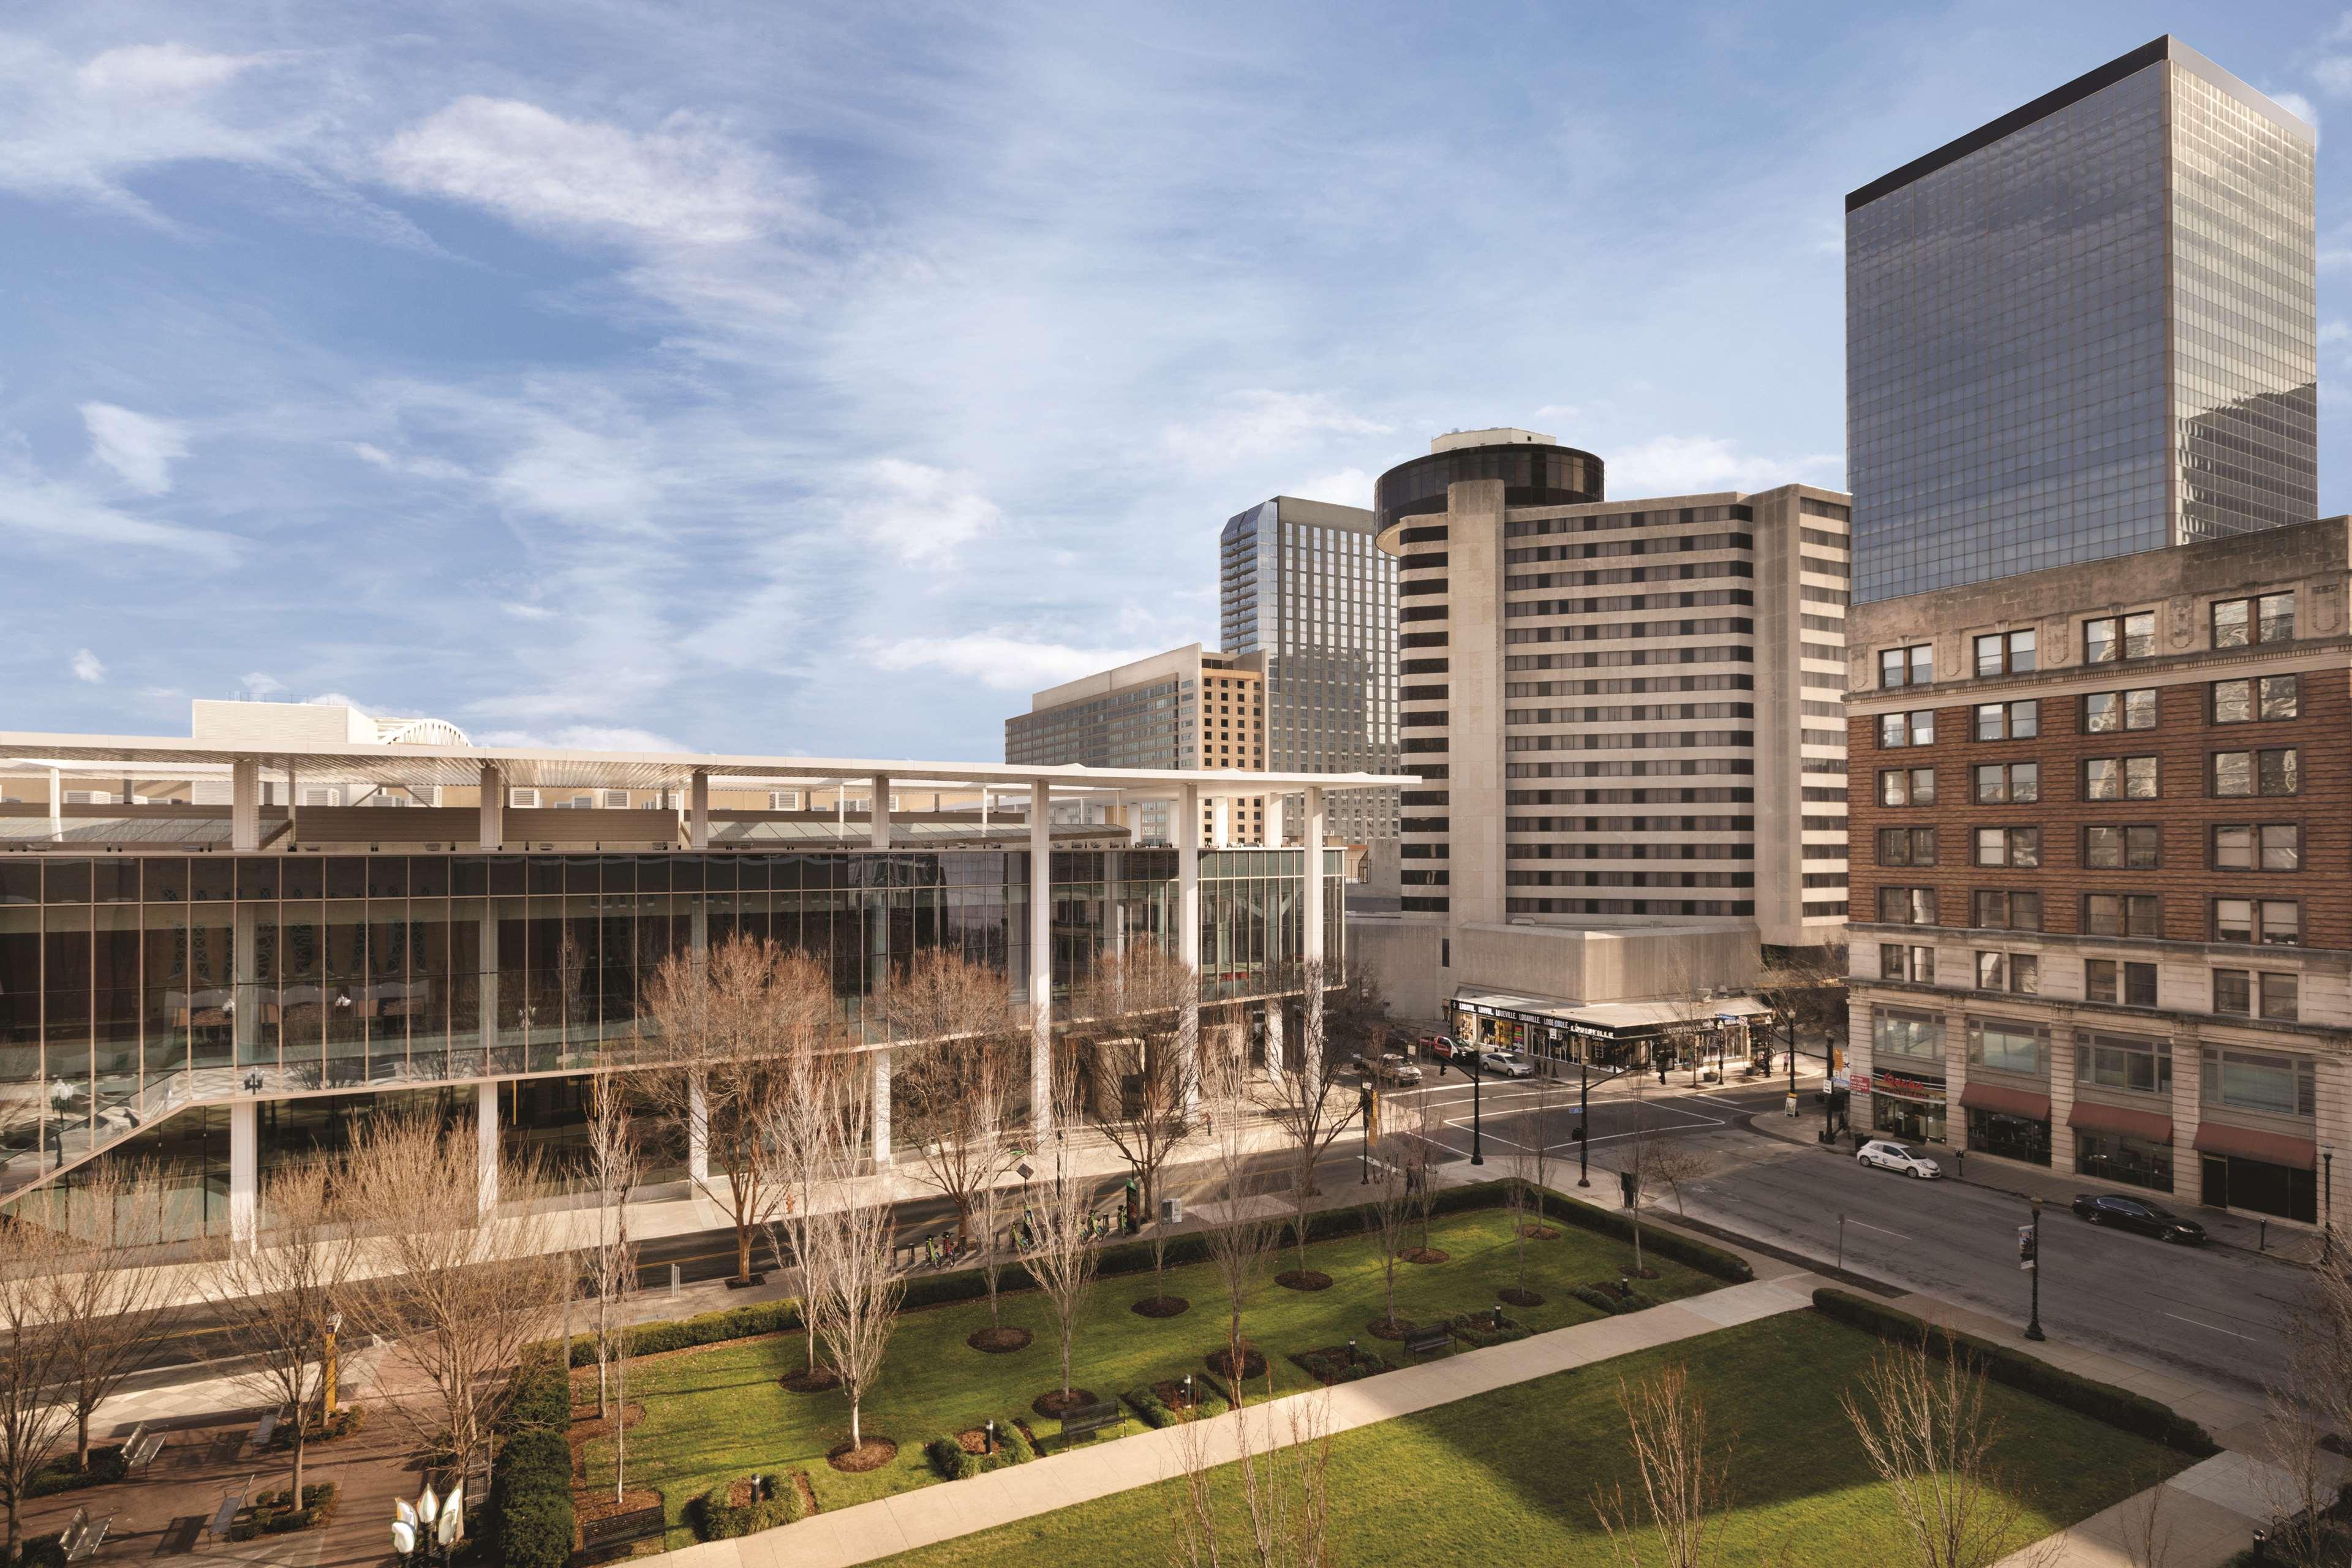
top-left (1880, 943), bottom-right (1936, 983)
top-left (2213, 970), bottom-right (2298, 1022)
top-left (2203, 1047), bottom-right (2314, 1117)
top-left (2212, 592), bottom-right (2295, 649)
top-left (2211, 748), bottom-right (2298, 797)
top-left (1973, 952), bottom-right (2039, 996)
top-left (2084, 756), bottom-right (2157, 801)
top-left (1879, 710), bottom-right (1934, 748)
top-left (2214, 899), bottom-right (2300, 946)
top-left (1874, 1009), bottom-right (1942, 1060)
top-left (1974, 701), bottom-right (2038, 741)
top-left (507, 788), bottom-right (540, 807)
top-left (2081, 1034), bottom-right (2172, 1095)
top-left (1878, 767), bottom-right (1935, 807)
top-left (2087, 959), bottom-right (2158, 1007)
top-left (1969, 1019), bottom-right (2045, 1072)
top-left (2082, 689), bottom-right (2157, 733)
top-left (1973, 761), bottom-right (2038, 803)
top-left (2084, 894), bottom-right (2159, 937)
top-left (1876, 827), bottom-right (1936, 866)
top-left (1877, 887), bottom-right (1937, 925)
top-left (769, 790), bottom-right (802, 809)
top-left (1880, 645), bottom-right (1932, 688)
top-left (2213, 675), bottom-right (2299, 723)
top-left (2212, 824), bottom-right (2299, 872)
top-left (2083, 825), bottom-right (2160, 870)
top-left (1971, 890), bottom-right (2042, 930)
top-left (1974, 827), bottom-right (2040, 867)
top-left (2084, 611), bottom-right (2155, 663)
top-left (1974, 628), bottom-right (2036, 676)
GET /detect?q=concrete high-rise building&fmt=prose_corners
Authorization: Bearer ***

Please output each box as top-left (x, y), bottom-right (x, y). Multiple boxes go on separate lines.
top-left (1220, 496), bottom-right (1398, 846)
top-left (1849, 36), bottom-right (2317, 605)
top-left (1351, 429), bottom-right (1850, 1037)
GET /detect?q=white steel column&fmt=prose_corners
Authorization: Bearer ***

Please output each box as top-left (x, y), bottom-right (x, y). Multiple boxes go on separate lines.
top-left (46, 769), bottom-right (61, 840)
top-left (1210, 796), bottom-right (1231, 850)
top-left (870, 774), bottom-right (891, 850)
top-left (1264, 794), bottom-right (1284, 850)
top-left (689, 769), bottom-right (710, 850)
top-left (228, 1099), bottom-right (258, 1246)
top-left (1030, 781), bottom-right (1054, 1133)
top-left (1179, 783), bottom-right (1201, 1118)
top-left (870, 1047), bottom-right (892, 1166)
top-left (478, 762), bottom-right (503, 848)
top-left (231, 758), bottom-right (260, 851)
top-left (1303, 785), bottom-right (1326, 1097)
top-left (688, 1074), bottom-right (710, 1182)
top-left (477, 1080), bottom-right (500, 1217)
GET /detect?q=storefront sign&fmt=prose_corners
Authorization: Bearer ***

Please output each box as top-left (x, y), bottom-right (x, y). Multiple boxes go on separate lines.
top-left (1871, 1071), bottom-right (1945, 1102)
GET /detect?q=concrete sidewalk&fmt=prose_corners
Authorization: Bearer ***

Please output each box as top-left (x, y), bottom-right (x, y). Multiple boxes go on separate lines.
top-left (656, 1273), bottom-right (1824, 1568)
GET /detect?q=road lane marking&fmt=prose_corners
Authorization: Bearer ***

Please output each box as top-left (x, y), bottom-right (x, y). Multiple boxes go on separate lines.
top-left (1844, 1219), bottom-right (1910, 1240)
top-left (2163, 1311), bottom-right (2258, 1342)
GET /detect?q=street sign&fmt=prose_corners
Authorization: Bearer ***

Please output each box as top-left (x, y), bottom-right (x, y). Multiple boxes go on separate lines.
top-left (2016, 1224), bottom-right (2037, 1270)
top-left (1016, 1163), bottom-right (1033, 1182)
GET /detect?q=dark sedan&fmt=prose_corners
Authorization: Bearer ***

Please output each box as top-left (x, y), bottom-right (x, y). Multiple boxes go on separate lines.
top-left (2070, 1193), bottom-right (2207, 1245)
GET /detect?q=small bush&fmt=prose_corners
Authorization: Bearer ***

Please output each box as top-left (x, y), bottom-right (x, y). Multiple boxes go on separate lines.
top-left (28, 1445), bottom-right (126, 1497)
top-left (502, 1352), bottom-right (571, 1431)
top-left (1123, 1379), bottom-right (1233, 1426)
top-left (230, 1481), bottom-right (338, 1539)
top-left (923, 1419), bottom-right (1036, 1478)
top-left (271, 1405), bottom-right (365, 1449)
top-left (1812, 1289), bottom-right (2218, 1457)
top-left (13, 1533), bottom-right (65, 1568)
top-left (1289, 1346), bottom-right (1397, 1385)
top-left (1446, 1312), bottom-right (1532, 1348)
top-left (695, 1474), bottom-right (809, 1539)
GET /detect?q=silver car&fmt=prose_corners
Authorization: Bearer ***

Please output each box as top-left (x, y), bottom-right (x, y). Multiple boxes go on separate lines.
top-left (1479, 1049), bottom-right (1537, 1078)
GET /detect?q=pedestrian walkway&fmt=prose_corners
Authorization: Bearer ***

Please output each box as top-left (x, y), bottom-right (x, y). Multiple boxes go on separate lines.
top-left (1998, 1446), bottom-right (2346, 1568)
top-left (655, 1272), bottom-right (1825, 1568)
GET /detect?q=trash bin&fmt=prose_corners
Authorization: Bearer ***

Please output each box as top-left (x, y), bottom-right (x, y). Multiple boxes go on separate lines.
top-left (1160, 1197), bottom-right (1183, 1224)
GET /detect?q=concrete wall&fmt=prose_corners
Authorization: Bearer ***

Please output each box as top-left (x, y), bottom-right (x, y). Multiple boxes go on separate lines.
top-left (1352, 914), bottom-right (1763, 1021)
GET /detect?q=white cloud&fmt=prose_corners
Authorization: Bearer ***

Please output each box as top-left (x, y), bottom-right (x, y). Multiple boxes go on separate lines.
top-left (2322, 320), bottom-right (2351, 345)
top-left (380, 97), bottom-right (805, 246)
top-left (477, 724), bottom-right (689, 752)
top-left (1161, 391), bottom-right (1391, 470)
top-left (1291, 467), bottom-right (1374, 508)
top-left (866, 633), bottom-right (1156, 693)
top-left (851, 458), bottom-right (1001, 565)
top-left (76, 43), bottom-right (255, 96)
top-left (0, 469), bottom-right (237, 565)
top-left (1605, 435), bottom-right (1843, 497)
top-left (240, 671), bottom-right (283, 699)
top-left (502, 601), bottom-right (555, 620)
top-left (2275, 88), bottom-right (2323, 129)
top-left (81, 402), bottom-right (191, 494)
top-left (302, 692), bottom-right (374, 714)
top-left (70, 649), bottom-right (104, 684)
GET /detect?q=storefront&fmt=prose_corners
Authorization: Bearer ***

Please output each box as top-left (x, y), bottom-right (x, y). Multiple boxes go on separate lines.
top-left (2067, 1099), bottom-right (2174, 1193)
top-left (2195, 1121), bottom-right (2317, 1222)
top-left (1960, 1083), bottom-right (2051, 1165)
top-left (1447, 989), bottom-right (1766, 1074)
top-left (1870, 1069), bottom-right (1947, 1144)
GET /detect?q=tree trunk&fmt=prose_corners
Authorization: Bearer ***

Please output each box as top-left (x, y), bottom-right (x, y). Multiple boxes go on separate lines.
top-left (850, 1400), bottom-right (862, 1449)
top-left (290, 1421), bottom-right (306, 1502)
top-left (7, 1494), bottom-right (21, 1564)
top-left (734, 1224), bottom-right (754, 1283)
top-left (77, 1406), bottom-right (91, 1468)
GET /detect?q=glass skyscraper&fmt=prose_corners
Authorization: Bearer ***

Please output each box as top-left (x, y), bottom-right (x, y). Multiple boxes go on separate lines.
top-left (1220, 496), bottom-right (1398, 844)
top-left (1849, 36), bottom-right (2317, 603)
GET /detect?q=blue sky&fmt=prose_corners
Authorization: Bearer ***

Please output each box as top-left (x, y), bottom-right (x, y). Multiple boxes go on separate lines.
top-left (2, 2), bottom-right (2346, 760)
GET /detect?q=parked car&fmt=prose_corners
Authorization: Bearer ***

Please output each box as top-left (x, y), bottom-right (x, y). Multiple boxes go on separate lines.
top-left (1422, 1035), bottom-right (1464, 1061)
top-left (2070, 1193), bottom-right (2206, 1245)
top-left (1479, 1049), bottom-right (1537, 1078)
top-left (1856, 1139), bottom-right (1941, 1179)
top-left (1357, 1052), bottom-right (1424, 1087)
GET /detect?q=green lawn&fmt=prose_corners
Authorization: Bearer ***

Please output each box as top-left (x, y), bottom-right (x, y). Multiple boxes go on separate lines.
top-left (578, 1205), bottom-right (1722, 1543)
top-left (876, 1311), bottom-right (2196, 1567)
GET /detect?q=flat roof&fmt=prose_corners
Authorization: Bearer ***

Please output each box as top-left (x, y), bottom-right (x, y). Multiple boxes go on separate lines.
top-left (1453, 988), bottom-right (1769, 1038)
top-left (0, 729), bottom-right (1412, 799)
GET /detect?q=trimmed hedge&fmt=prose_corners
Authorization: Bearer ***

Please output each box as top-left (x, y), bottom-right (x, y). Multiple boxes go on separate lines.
top-left (1525, 1185), bottom-right (1754, 1284)
top-left (1812, 1289), bottom-right (2219, 1458)
top-left (551, 1299), bottom-right (805, 1368)
top-left (695, 1474), bottom-right (811, 1539)
top-left (28, 1444), bottom-right (126, 1498)
top-left (491, 1423), bottom-right (576, 1568)
top-left (1570, 1284), bottom-right (1660, 1316)
top-left (13, 1533), bottom-right (65, 1568)
top-left (270, 1405), bottom-right (364, 1450)
top-left (230, 1481), bottom-right (339, 1540)
top-left (1124, 1378), bottom-right (1236, 1427)
top-left (1289, 1346), bottom-right (1397, 1386)
top-left (922, 1419), bottom-right (1037, 1479)
top-left (1446, 1312), bottom-right (1531, 1349)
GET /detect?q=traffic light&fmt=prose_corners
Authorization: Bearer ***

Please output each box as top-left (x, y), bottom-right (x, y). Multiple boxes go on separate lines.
top-left (2016, 1224), bottom-right (2037, 1270)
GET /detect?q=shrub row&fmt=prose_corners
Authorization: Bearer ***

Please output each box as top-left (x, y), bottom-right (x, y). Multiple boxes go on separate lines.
top-left (1446, 1312), bottom-right (1532, 1349)
top-left (491, 1354), bottom-right (578, 1568)
top-left (922, 1419), bottom-right (1038, 1480)
top-left (231, 1482), bottom-right (339, 1540)
top-left (270, 1406), bottom-right (365, 1450)
top-left (1288, 1346), bottom-right (1396, 1387)
top-left (1525, 1185), bottom-right (1755, 1284)
top-left (28, 1445), bottom-right (127, 1498)
top-left (1570, 1284), bottom-right (1660, 1317)
top-left (694, 1474), bottom-right (811, 1539)
top-left (551, 1298), bottom-right (806, 1368)
top-left (1811, 1289), bottom-right (2219, 1458)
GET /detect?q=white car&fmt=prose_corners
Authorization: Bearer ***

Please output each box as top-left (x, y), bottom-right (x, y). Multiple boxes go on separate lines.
top-left (1479, 1049), bottom-right (1537, 1078)
top-left (1856, 1139), bottom-right (1941, 1179)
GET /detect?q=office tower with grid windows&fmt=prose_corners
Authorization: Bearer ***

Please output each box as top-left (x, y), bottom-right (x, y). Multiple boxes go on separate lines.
top-left (1848, 36), bottom-right (2316, 605)
top-left (1219, 496), bottom-right (1398, 846)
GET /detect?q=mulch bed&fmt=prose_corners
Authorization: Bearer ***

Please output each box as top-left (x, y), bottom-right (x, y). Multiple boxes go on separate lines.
top-left (1363, 1316), bottom-right (1411, 1341)
top-left (1131, 1295), bottom-right (1192, 1318)
top-left (1401, 1248), bottom-right (1450, 1265)
top-left (1519, 1224), bottom-right (1561, 1240)
top-left (1012, 1417), bottom-right (1041, 1450)
top-left (725, 1273), bottom-right (767, 1290)
top-left (827, 1437), bottom-right (897, 1474)
top-left (781, 1366), bottom-right (843, 1393)
top-left (1204, 1346), bottom-right (1267, 1381)
top-left (967, 1325), bottom-right (1035, 1353)
top-left (1032, 1388), bottom-right (1100, 1418)
top-left (567, 1401), bottom-right (645, 1442)
top-left (1275, 1270), bottom-right (1333, 1292)
top-left (576, 1486), bottom-right (662, 1524)
top-left (1152, 1379), bottom-right (1209, 1411)
top-left (956, 1428), bottom-right (1014, 1456)
top-left (1498, 1287), bottom-right (1545, 1308)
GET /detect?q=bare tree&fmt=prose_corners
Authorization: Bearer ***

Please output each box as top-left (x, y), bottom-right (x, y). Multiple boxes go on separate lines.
top-left (1170, 1389), bottom-right (1336, 1568)
top-left (582, 1074), bottom-right (641, 1505)
top-left (800, 1080), bottom-right (902, 1452)
top-left (198, 1162), bottom-right (357, 1504)
top-left (1076, 946), bottom-right (1199, 1279)
top-left (47, 1159), bottom-right (183, 1468)
top-left (2256, 1248), bottom-right (2352, 1568)
top-left (1756, 946), bottom-right (1847, 1077)
top-left (1023, 1100), bottom-right (1103, 1409)
top-left (1360, 1151), bottom-right (1413, 1334)
top-left (1645, 1144), bottom-right (1714, 1220)
top-left (764, 1035), bottom-right (856, 1382)
top-left (0, 1220), bottom-right (75, 1561)
top-left (1506, 1072), bottom-right (1563, 1303)
top-left (1401, 1090), bottom-right (1446, 1259)
top-left (1593, 1363), bottom-right (1728, 1568)
top-left (1840, 1338), bottom-right (2032, 1568)
top-left (341, 1106), bottom-right (569, 1493)
top-left (2115, 1476), bottom-right (2174, 1568)
top-left (881, 949), bottom-right (1020, 1251)
top-left (1200, 1060), bottom-right (1284, 1382)
top-left (1623, 1072), bottom-right (1653, 1277)
top-left (640, 935), bottom-right (835, 1284)
top-left (1266, 966), bottom-right (1360, 1286)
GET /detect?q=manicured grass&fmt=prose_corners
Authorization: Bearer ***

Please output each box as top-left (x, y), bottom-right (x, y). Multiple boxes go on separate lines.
top-left (876, 1311), bottom-right (2196, 1567)
top-left (576, 1205), bottom-right (1719, 1544)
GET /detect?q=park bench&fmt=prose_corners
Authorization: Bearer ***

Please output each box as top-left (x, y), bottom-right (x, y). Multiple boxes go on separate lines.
top-left (576, 1497), bottom-right (666, 1564)
top-left (204, 1476), bottom-right (251, 1541)
top-left (248, 1408), bottom-right (280, 1450)
top-left (59, 1506), bottom-right (111, 1563)
top-left (1057, 1399), bottom-right (1122, 1446)
top-left (1404, 1325), bottom-right (1452, 1357)
top-left (122, 1421), bottom-right (166, 1472)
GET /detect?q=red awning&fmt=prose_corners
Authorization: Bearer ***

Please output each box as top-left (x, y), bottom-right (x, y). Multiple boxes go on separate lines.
top-left (2067, 1099), bottom-right (2174, 1144)
top-left (2193, 1121), bottom-right (2317, 1170)
top-left (1959, 1082), bottom-right (2051, 1120)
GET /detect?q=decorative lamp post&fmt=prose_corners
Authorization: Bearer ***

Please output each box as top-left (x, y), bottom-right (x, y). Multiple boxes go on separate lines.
top-left (2022, 1199), bottom-right (2045, 1342)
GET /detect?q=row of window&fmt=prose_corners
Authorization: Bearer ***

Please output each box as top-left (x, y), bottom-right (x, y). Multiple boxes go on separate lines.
top-left (1875, 747), bottom-right (2300, 805)
top-left (1876, 674), bottom-right (2300, 748)
top-left (1879, 943), bottom-right (2303, 1021)
top-left (1875, 592), bottom-right (2297, 690)
top-left (1877, 821), bottom-right (2302, 872)
top-left (1875, 1009), bottom-right (2315, 1118)
top-left (1877, 886), bottom-right (2305, 944)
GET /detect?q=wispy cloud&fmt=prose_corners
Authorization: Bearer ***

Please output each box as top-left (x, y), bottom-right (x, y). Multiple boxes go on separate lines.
top-left (1161, 391), bottom-right (1392, 472)
top-left (866, 633), bottom-right (1157, 694)
top-left (0, 469), bottom-right (238, 566)
top-left (81, 402), bottom-right (191, 494)
top-left (1606, 435), bottom-right (1844, 497)
top-left (70, 649), bottom-right (104, 684)
top-left (851, 459), bottom-right (1000, 565)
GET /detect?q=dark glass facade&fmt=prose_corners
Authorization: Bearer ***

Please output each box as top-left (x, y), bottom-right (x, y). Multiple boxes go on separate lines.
top-left (1373, 443), bottom-right (1604, 533)
top-left (1849, 39), bottom-right (2316, 603)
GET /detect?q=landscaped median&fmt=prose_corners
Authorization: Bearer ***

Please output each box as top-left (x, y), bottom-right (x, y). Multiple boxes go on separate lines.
top-left (566, 1180), bottom-right (1747, 1549)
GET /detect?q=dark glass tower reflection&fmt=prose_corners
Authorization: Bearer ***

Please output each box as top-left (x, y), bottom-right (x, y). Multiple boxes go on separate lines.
top-left (1849, 37), bottom-right (2317, 603)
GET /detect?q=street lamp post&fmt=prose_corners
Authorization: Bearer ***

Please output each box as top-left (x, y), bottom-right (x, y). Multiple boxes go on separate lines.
top-left (2326, 1145), bottom-right (2335, 1261)
top-left (1578, 1059), bottom-right (1591, 1188)
top-left (1469, 1059), bottom-right (1485, 1166)
top-left (2023, 1198), bottom-right (2045, 1342)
